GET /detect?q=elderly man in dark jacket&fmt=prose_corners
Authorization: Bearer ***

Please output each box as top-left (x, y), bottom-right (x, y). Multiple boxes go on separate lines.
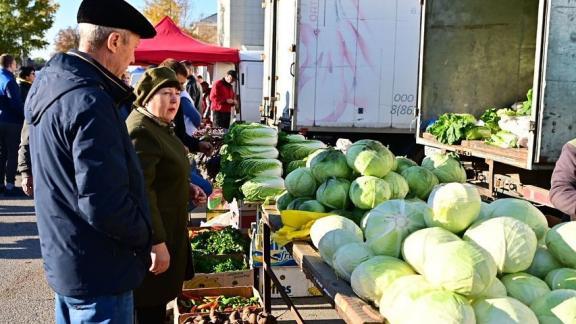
top-left (24, 0), bottom-right (156, 323)
top-left (550, 139), bottom-right (576, 221)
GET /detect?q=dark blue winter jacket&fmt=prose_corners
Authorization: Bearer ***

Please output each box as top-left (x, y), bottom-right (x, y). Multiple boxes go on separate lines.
top-left (0, 68), bottom-right (24, 124)
top-left (25, 51), bottom-right (153, 297)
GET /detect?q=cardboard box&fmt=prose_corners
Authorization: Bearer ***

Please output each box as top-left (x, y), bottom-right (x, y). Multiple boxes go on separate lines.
top-left (182, 270), bottom-right (254, 289)
top-left (250, 221), bottom-right (297, 267)
top-left (258, 266), bottom-right (322, 298)
top-left (174, 286), bottom-right (262, 324)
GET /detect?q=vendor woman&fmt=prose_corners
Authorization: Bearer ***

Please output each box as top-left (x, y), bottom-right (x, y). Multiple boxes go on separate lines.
top-left (127, 67), bottom-right (207, 324)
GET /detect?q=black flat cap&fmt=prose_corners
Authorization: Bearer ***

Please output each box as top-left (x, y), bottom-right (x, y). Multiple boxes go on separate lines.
top-left (77, 0), bottom-right (156, 39)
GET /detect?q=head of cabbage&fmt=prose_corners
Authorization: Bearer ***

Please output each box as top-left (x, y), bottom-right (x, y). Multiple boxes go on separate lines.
top-left (382, 172), bottom-right (409, 199)
top-left (306, 148), bottom-right (352, 183)
top-left (275, 191), bottom-right (293, 211)
top-left (464, 217), bottom-right (537, 273)
top-left (332, 242), bottom-right (373, 282)
top-left (422, 240), bottom-right (497, 297)
top-left (318, 229), bottom-right (363, 266)
top-left (526, 247), bottom-right (562, 279)
top-left (309, 215), bottom-right (363, 248)
top-left (362, 199), bottom-right (429, 257)
top-left (284, 167), bottom-right (317, 197)
top-left (473, 297), bottom-right (538, 324)
top-left (298, 200), bottom-right (326, 212)
top-left (401, 166), bottom-right (439, 200)
top-left (426, 183), bottom-right (481, 233)
top-left (316, 178), bottom-right (351, 210)
top-left (545, 221), bottom-right (576, 268)
top-left (530, 289), bottom-right (576, 324)
top-left (421, 152), bottom-right (467, 183)
top-left (345, 139), bottom-right (395, 177)
top-left (350, 256), bottom-right (415, 304)
top-left (501, 272), bottom-right (551, 306)
top-left (545, 268), bottom-right (576, 290)
top-left (349, 176), bottom-right (391, 210)
top-left (481, 198), bottom-right (548, 240)
top-left (401, 227), bottom-right (461, 274)
top-left (394, 156), bottom-right (418, 174)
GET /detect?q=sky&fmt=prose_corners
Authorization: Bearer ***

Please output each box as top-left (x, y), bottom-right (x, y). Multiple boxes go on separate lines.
top-left (30, 0), bottom-right (217, 60)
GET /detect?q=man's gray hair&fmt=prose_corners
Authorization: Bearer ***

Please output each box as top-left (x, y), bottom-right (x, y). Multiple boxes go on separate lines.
top-left (78, 23), bottom-right (130, 52)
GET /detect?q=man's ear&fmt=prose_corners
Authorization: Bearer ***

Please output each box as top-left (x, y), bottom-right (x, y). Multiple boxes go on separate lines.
top-left (107, 32), bottom-right (122, 53)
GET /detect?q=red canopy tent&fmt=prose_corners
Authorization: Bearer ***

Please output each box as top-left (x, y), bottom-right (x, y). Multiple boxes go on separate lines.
top-left (134, 16), bottom-right (239, 65)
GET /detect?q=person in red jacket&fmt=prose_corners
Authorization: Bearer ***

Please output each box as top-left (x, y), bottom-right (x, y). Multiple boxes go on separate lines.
top-left (550, 138), bottom-right (576, 221)
top-left (209, 70), bottom-right (237, 128)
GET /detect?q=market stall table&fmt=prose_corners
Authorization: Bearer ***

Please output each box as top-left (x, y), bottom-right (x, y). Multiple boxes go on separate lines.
top-left (259, 206), bottom-right (384, 324)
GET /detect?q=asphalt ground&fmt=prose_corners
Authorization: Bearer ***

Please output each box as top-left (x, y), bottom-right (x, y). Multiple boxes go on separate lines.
top-left (0, 191), bottom-right (342, 323)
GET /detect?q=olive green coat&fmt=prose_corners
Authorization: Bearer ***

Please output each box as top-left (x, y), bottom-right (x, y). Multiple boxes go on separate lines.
top-left (126, 108), bottom-right (191, 307)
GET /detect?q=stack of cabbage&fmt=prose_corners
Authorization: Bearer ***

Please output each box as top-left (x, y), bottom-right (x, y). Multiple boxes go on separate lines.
top-left (217, 123), bottom-right (285, 202)
top-left (308, 183), bottom-right (576, 323)
top-left (277, 139), bottom-right (466, 224)
top-left (276, 132), bottom-right (327, 175)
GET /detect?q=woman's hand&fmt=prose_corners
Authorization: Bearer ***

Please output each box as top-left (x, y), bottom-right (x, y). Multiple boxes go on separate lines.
top-left (149, 242), bottom-right (170, 275)
top-left (189, 183), bottom-right (207, 205)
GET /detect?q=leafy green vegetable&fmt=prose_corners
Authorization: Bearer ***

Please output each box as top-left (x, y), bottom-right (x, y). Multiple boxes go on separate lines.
top-left (224, 122), bottom-right (278, 146)
top-left (465, 126), bottom-right (492, 140)
top-left (279, 140), bottom-right (327, 163)
top-left (428, 113), bottom-right (477, 145)
top-left (190, 227), bottom-right (250, 256)
top-left (480, 108), bottom-right (501, 133)
top-left (517, 89), bottom-right (533, 116)
top-left (240, 176), bottom-right (285, 202)
top-left (221, 158), bottom-right (283, 179)
top-left (193, 255), bottom-right (248, 273)
top-left (346, 139), bottom-right (395, 177)
top-left (486, 131), bottom-right (518, 148)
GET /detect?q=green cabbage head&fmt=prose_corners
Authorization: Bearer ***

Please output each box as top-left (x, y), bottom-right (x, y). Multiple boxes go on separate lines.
top-left (421, 153), bottom-right (467, 183)
top-left (389, 289), bottom-right (476, 324)
top-left (345, 139), bottom-right (395, 177)
top-left (350, 256), bottom-right (415, 304)
top-left (422, 240), bottom-right (497, 297)
top-left (306, 148), bottom-right (352, 183)
top-left (526, 247), bottom-right (562, 279)
top-left (501, 272), bottom-right (551, 306)
top-left (382, 171), bottom-right (409, 199)
top-left (464, 217), bottom-right (537, 273)
top-left (362, 199), bottom-right (428, 257)
top-left (481, 198), bottom-right (548, 239)
top-left (545, 268), bottom-right (576, 290)
top-left (332, 242), bottom-right (373, 282)
top-left (401, 227), bottom-right (461, 274)
top-left (316, 178), bottom-right (351, 210)
top-left (394, 156), bottom-right (418, 174)
top-left (426, 183), bottom-right (481, 233)
top-left (349, 176), bottom-right (391, 210)
top-left (275, 191), bottom-right (293, 211)
top-left (284, 167), bottom-right (317, 197)
top-left (473, 297), bottom-right (538, 324)
top-left (309, 215), bottom-right (363, 248)
top-left (401, 166), bottom-right (439, 200)
top-left (318, 229), bottom-right (363, 266)
top-left (545, 221), bottom-right (576, 268)
top-left (530, 289), bottom-right (576, 324)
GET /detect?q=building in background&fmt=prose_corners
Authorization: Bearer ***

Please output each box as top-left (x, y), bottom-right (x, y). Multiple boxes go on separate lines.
top-left (189, 13), bottom-right (218, 44)
top-left (218, 0), bottom-right (264, 48)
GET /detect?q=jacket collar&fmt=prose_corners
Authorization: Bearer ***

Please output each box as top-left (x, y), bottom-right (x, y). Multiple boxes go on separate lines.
top-left (1, 68), bottom-right (15, 79)
top-left (136, 106), bottom-right (176, 130)
top-left (67, 50), bottom-right (135, 106)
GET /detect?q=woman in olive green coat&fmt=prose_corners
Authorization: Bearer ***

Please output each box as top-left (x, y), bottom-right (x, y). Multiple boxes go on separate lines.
top-left (127, 67), bottom-right (207, 324)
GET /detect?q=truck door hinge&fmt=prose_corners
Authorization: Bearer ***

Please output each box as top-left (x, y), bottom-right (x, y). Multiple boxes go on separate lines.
top-left (529, 121), bottom-right (537, 132)
top-left (290, 44), bottom-right (296, 52)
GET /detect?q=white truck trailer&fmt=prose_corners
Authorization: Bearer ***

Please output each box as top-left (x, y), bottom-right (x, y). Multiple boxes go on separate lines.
top-left (262, 0), bottom-right (422, 136)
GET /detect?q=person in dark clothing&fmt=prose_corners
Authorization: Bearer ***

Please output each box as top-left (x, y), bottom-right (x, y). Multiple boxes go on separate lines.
top-left (17, 66), bottom-right (35, 104)
top-left (182, 61), bottom-right (201, 110)
top-left (210, 70), bottom-right (238, 128)
top-left (550, 138), bottom-right (576, 221)
top-left (0, 54), bottom-right (24, 195)
top-left (24, 0), bottom-right (156, 323)
top-left (199, 79), bottom-right (211, 116)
